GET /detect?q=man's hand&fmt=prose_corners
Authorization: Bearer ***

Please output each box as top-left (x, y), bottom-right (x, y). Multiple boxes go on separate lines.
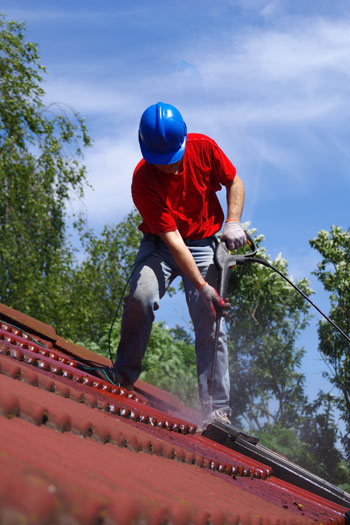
top-left (199, 283), bottom-right (231, 320)
top-left (221, 221), bottom-right (246, 251)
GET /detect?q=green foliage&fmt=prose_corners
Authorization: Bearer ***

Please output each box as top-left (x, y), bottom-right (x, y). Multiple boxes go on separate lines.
top-left (299, 392), bottom-right (342, 471)
top-left (225, 229), bottom-right (312, 431)
top-left (258, 426), bottom-right (318, 471)
top-left (0, 15), bottom-right (142, 343)
top-left (140, 323), bottom-right (199, 407)
top-left (225, 230), bottom-right (349, 485)
top-left (0, 14), bottom-right (90, 322)
top-left (258, 392), bottom-right (349, 486)
top-left (63, 209), bottom-right (143, 342)
top-left (310, 226), bottom-right (350, 460)
top-left (336, 462), bottom-right (350, 493)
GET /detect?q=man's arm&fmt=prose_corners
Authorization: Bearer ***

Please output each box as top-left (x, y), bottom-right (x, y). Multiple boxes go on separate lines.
top-left (159, 230), bottom-right (205, 289)
top-left (221, 174), bottom-right (246, 250)
top-left (226, 174), bottom-right (245, 221)
top-left (159, 230), bottom-right (229, 319)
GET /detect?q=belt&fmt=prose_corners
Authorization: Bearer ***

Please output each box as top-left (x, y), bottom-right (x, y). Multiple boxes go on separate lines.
top-left (143, 233), bottom-right (217, 245)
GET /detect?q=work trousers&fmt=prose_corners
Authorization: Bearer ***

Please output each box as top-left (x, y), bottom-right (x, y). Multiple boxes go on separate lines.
top-left (114, 234), bottom-right (231, 418)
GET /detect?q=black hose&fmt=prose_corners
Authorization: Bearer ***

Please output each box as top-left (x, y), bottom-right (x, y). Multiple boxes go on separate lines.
top-left (247, 257), bottom-right (350, 345)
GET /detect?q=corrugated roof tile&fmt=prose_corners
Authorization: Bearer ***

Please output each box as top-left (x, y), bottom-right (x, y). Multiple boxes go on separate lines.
top-left (1, 416), bottom-right (329, 524)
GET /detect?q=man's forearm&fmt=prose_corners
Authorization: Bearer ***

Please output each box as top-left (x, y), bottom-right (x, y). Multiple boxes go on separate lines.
top-left (159, 230), bottom-right (206, 289)
top-left (226, 174), bottom-right (245, 221)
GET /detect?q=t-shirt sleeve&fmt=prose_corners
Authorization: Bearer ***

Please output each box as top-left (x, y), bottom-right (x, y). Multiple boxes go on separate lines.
top-left (210, 140), bottom-right (237, 187)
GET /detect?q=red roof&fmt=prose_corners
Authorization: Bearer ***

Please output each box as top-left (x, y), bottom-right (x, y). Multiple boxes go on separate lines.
top-left (0, 302), bottom-right (349, 524)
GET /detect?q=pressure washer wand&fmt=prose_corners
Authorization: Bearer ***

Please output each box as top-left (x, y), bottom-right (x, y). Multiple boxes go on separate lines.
top-left (207, 312), bottom-right (223, 400)
top-left (207, 233), bottom-right (257, 413)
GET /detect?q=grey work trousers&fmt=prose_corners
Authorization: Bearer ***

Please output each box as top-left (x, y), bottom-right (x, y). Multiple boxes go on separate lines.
top-left (114, 234), bottom-right (231, 417)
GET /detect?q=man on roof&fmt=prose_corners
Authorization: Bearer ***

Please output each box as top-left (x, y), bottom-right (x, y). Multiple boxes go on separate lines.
top-left (113, 101), bottom-right (245, 425)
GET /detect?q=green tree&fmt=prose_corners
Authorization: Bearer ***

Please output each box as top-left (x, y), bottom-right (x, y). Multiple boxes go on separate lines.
top-left (225, 231), bottom-right (312, 431)
top-left (310, 226), bottom-right (350, 461)
top-left (140, 323), bottom-right (199, 407)
top-left (224, 230), bottom-right (348, 484)
top-left (87, 318), bottom-right (199, 408)
top-left (0, 14), bottom-right (90, 322)
top-left (258, 392), bottom-right (349, 487)
top-left (66, 209), bottom-right (143, 343)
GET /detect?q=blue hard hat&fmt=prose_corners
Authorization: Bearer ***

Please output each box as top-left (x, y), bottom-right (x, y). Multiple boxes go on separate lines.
top-left (138, 102), bottom-right (187, 165)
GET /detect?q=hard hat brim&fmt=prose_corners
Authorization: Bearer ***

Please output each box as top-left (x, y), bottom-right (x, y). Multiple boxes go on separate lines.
top-left (140, 135), bottom-right (187, 166)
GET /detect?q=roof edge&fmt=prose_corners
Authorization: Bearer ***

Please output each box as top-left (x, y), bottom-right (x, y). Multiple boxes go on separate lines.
top-left (0, 302), bottom-right (57, 340)
top-left (0, 302), bottom-right (110, 367)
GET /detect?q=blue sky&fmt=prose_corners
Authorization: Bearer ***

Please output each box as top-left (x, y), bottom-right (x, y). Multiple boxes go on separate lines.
top-left (2, 1), bottom-right (350, 406)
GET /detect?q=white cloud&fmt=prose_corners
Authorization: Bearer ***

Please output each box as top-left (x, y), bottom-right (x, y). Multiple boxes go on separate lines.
top-left (72, 136), bottom-right (140, 229)
top-left (248, 20), bottom-right (350, 78)
top-left (197, 18), bottom-right (350, 103)
top-left (43, 16), bottom-right (350, 131)
top-left (260, 1), bottom-right (282, 18)
top-left (44, 78), bottom-right (139, 119)
top-left (186, 97), bottom-right (340, 130)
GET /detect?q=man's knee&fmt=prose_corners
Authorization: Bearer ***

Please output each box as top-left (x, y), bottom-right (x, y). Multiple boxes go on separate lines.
top-left (124, 286), bottom-right (159, 319)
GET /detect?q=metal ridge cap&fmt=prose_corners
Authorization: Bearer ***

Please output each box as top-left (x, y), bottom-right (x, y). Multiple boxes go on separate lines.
top-left (234, 437), bottom-right (350, 509)
top-left (267, 475), bottom-right (350, 515)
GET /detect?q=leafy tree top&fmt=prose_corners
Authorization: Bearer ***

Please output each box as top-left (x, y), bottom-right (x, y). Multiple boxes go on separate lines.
top-left (0, 13), bottom-right (91, 312)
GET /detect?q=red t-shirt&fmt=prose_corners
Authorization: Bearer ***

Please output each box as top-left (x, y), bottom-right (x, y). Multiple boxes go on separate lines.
top-left (132, 133), bottom-right (236, 240)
